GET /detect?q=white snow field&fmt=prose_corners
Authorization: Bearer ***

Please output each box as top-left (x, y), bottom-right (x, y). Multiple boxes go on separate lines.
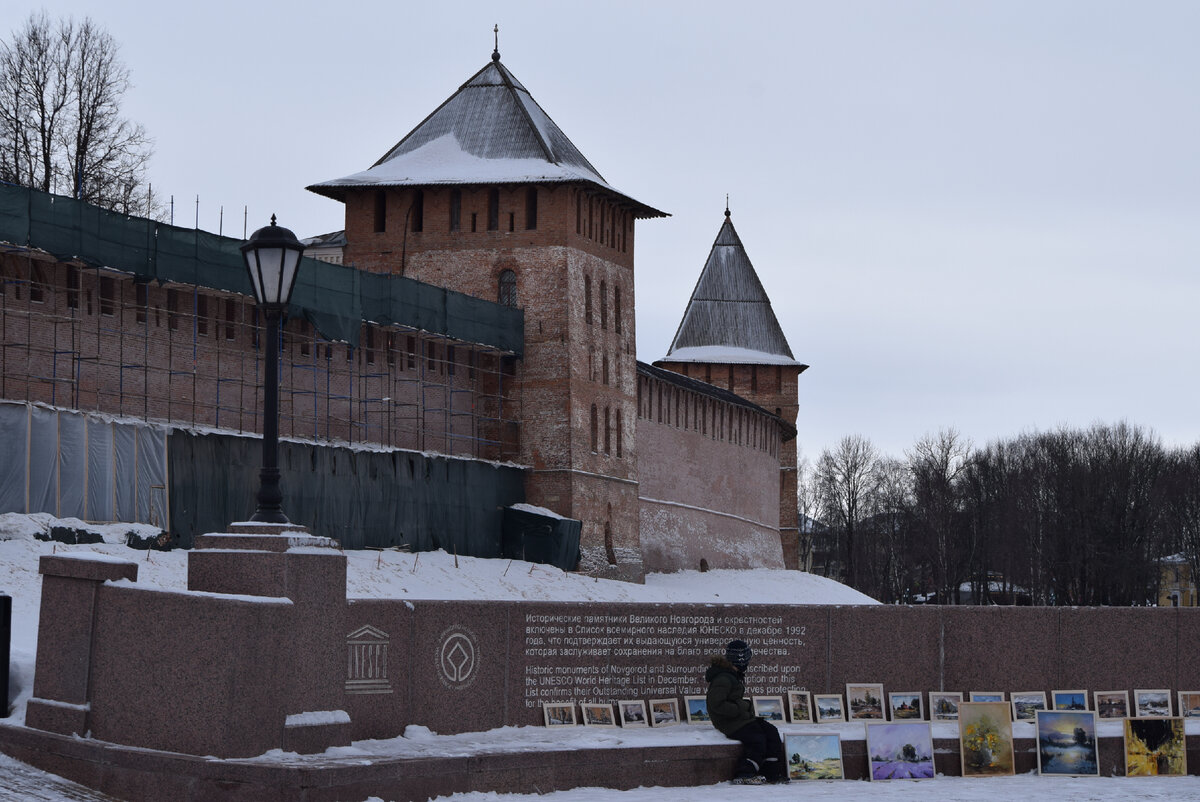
top-left (3, 513), bottom-right (1200, 801)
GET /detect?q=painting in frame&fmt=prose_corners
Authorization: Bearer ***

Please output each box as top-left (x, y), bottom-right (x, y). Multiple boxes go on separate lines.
top-left (542, 702), bottom-right (576, 727)
top-left (617, 699), bottom-right (648, 728)
top-left (1051, 689), bottom-right (1088, 711)
top-left (970, 691), bottom-right (1005, 703)
top-left (815, 693), bottom-right (846, 723)
top-left (959, 701), bottom-right (1015, 777)
top-left (929, 692), bottom-right (963, 721)
top-left (1124, 717), bottom-right (1187, 776)
top-left (1178, 691), bottom-right (1200, 718)
top-left (846, 683), bottom-right (886, 720)
top-left (866, 722), bottom-right (935, 780)
top-left (787, 690), bottom-right (813, 724)
top-left (1011, 691), bottom-right (1047, 722)
top-left (785, 733), bottom-right (844, 781)
top-left (753, 695), bottom-right (786, 722)
top-left (683, 695), bottom-right (710, 724)
top-left (581, 703), bottom-right (617, 727)
top-left (1134, 689), bottom-right (1172, 718)
top-left (1095, 690), bottom-right (1130, 719)
top-left (1036, 710), bottom-right (1099, 776)
top-left (648, 698), bottom-right (680, 726)
top-left (888, 692), bottom-right (923, 721)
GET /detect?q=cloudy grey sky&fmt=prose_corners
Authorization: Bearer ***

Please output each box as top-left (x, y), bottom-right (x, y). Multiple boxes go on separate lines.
top-left (13, 1), bottom-right (1200, 461)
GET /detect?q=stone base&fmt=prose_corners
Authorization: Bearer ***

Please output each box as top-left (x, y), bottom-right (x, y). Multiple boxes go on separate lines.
top-left (282, 713), bottom-right (352, 755)
top-left (24, 699), bottom-right (88, 737)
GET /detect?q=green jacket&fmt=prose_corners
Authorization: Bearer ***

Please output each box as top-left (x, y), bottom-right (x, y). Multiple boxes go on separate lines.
top-left (705, 655), bottom-right (756, 736)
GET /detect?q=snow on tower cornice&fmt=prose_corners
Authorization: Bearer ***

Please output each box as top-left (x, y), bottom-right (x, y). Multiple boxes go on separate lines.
top-left (307, 56), bottom-right (666, 218)
top-left (663, 210), bottom-right (802, 366)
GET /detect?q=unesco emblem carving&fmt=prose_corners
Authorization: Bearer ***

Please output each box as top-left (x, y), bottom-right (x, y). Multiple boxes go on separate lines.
top-left (437, 625), bottom-right (478, 690)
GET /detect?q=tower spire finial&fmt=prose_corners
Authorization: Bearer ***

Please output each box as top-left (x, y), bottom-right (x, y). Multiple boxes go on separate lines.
top-left (725, 194), bottom-right (730, 218)
top-left (492, 24), bottom-right (500, 62)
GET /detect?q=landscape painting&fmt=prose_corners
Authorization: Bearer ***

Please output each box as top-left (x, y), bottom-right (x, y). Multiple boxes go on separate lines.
top-left (970, 691), bottom-right (1005, 703)
top-left (959, 702), bottom-right (1015, 776)
top-left (847, 683), bottom-right (886, 720)
top-left (648, 698), bottom-right (680, 726)
top-left (815, 694), bottom-right (845, 723)
top-left (866, 722), bottom-right (935, 780)
top-left (786, 733), bottom-right (844, 781)
top-left (1179, 692), bottom-right (1200, 718)
top-left (1095, 691), bottom-right (1129, 719)
top-left (683, 695), bottom-right (710, 724)
top-left (788, 690), bottom-right (812, 723)
top-left (889, 692), bottom-right (923, 720)
top-left (753, 696), bottom-right (785, 721)
top-left (1052, 690), bottom-right (1088, 711)
top-left (1134, 689), bottom-right (1172, 717)
top-left (617, 700), bottom-right (648, 728)
top-left (1011, 691), bottom-right (1047, 721)
top-left (581, 703), bottom-right (616, 727)
top-left (1124, 717), bottom-right (1187, 776)
top-left (929, 692), bottom-right (962, 721)
top-left (1036, 710), bottom-right (1099, 776)
top-left (543, 703), bottom-right (576, 727)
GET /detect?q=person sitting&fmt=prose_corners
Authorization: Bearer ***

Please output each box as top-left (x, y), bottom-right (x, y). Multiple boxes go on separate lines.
top-left (704, 638), bottom-right (787, 784)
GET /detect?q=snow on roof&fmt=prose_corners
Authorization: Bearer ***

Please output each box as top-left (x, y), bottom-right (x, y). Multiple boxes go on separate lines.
top-left (664, 211), bottom-right (801, 364)
top-left (308, 57), bottom-right (666, 218)
top-left (658, 345), bottom-right (804, 367)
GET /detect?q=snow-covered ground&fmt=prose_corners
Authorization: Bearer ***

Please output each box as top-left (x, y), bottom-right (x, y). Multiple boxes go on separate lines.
top-left (3, 513), bottom-right (1200, 801)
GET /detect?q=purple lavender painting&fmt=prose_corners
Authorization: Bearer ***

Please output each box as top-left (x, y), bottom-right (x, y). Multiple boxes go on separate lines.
top-left (866, 722), bottom-right (936, 780)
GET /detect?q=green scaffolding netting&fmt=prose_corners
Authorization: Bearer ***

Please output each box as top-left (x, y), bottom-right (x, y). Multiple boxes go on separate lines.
top-left (0, 183), bottom-right (523, 354)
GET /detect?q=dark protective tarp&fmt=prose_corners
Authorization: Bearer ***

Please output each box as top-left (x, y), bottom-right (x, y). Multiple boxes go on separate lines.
top-left (501, 507), bottom-right (581, 571)
top-left (0, 184), bottom-right (523, 354)
top-left (0, 404), bottom-right (27, 513)
top-left (168, 430), bottom-right (525, 552)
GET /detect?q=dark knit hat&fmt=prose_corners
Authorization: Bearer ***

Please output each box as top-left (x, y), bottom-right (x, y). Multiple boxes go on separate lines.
top-left (725, 639), bottom-right (752, 669)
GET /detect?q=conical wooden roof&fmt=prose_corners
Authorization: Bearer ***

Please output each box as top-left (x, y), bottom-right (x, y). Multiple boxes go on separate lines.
top-left (309, 52), bottom-right (665, 218)
top-left (664, 210), bottom-right (800, 365)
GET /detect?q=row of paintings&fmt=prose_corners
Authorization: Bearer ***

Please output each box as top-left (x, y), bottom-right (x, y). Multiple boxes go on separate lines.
top-left (544, 688), bottom-right (1198, 728)
top-left (792, 707), bottom-right (1187, 781)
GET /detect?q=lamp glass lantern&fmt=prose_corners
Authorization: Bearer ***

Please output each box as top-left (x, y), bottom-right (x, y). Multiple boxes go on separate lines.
top-left (240, 214), bottom-right (305, 523)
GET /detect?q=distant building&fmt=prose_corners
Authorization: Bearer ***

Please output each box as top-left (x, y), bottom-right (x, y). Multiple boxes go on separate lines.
top-left (1159, 554), bottom-right (1197, 607)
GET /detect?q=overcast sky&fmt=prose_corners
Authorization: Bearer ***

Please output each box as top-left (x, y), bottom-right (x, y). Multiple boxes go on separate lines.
top-left (13, 1), bottom-right (1200, 461)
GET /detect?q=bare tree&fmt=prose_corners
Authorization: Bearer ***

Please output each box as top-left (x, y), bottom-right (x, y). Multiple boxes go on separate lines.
top-left (815, 434), bottom-right (879, 589)
top-left (907, 429), bottom-right (972, 603)
top-left (0, 13), bottom-right (152, 213)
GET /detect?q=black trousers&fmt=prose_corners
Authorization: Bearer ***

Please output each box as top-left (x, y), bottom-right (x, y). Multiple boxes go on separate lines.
top-left (730, 718), bottom-right (786, 779)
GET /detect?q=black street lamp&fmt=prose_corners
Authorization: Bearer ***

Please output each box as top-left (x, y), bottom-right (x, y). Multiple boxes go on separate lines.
top-left (241, 215), bottom-right (304, 524)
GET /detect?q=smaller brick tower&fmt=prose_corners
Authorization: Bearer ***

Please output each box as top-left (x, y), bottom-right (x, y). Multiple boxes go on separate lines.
top-left (655, 207), bottom-right (808, 568)
top-left (309, 45), bottom-right (666, 578)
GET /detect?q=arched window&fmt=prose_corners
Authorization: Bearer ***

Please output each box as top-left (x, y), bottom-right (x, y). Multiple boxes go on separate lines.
top-left (498, 269), bottom-right (517, 307)
top-left (584, 275), bottom-right (592, 324)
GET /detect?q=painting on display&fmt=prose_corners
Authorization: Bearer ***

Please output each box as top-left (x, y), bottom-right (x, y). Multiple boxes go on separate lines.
top-left (866, 722), bottom-right (935, 780)
top-left (814, 694), bottom-right (846, 723)
top-left (1134, 689), bottom-right (1172, 718)
top-left (1011, 691), bottom-right (1047, 722)
top-left (1051, 690), bottom-right (1089, 711)
top-left (970, 691), bottom-right (1006, 704)
top-left (581, 703), bottom-right (617, 727)
top-left (959, 702), bottom-right (1015, 777)
top-left (846, 683), bottom-right (886, 720)
top-left (753, 696), bottom-right (785, 722)
top-left (929, 692), bottom-right (963, 721)
top-left (1124, 717), bottom-right (1187, 776)
top-left (683, 695), bottom-right (710, 724)
top-left (648, 698), bottom-right (680, 726)
top-left (617, 699), bottom-right (648, 728)
top-left (1178, 692), bottom-right (1200, 718)
top-left (888, 692), bottom-right (923, 721)
top-left (787, 690), bottom-right (812, 724)
top-left (1095, 691), bottom-right (1130, 719)
top-left (542, 703), bottom-right (576, 727)
top-left (1036, 710), bottom-right (1099, 776)
top-left (785, 733), bottom-right (844, 781)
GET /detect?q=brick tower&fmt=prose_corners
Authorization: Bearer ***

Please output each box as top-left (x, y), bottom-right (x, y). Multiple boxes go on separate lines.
top-left (308, 46), bottom-right (666, 578)
top-left (655, 207), bottom-right (809, 568)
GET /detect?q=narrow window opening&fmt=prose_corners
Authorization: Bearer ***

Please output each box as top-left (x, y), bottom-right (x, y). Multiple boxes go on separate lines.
top-left (471, 212), bottom-right (477, 233)
top-left (616, 409), bottom-right (623, 457)
top-left (584, 275), bottom-right (592, 324)
top-left (373, 190), bottom-right (387, 232)
top-left (98, 276), bottom-right (115, 316)
top-left (600, 280), bottom-right (608, 328)
top-left (604, 520), bottom-right (616, 565)
top-left (604, 407), bottom-right (611, 454)
top-left (386, 332), bottom-right (395, 365)
top-left (406, 336), bottom-right (416, 369)
top-left (576, 192), bottom-right (582, 234)
top-left (507, 212), bottom-right (514, 232)
top-left (498, 269), bottom-right (517, 307)
top-left (525, 187), bottom-right (537, 229)
top-left (30, 265), bottom-right (46, 303)
top-left (225, 299), bottom-right (236, 340)
top-left (66, 266), bottom-right (79, 308)
top-left (411, 190), bottom-right (424, 232)
top-left (167, 289), bottom-right (179, 330)
top-left (614, 287), bottom-right (622, 334)
top-left (751, 366), bottom-right (758, 392)
top-left (135, 283), bottom-right (147, 323)
top-left (590, 404), bottom-right (598, 452)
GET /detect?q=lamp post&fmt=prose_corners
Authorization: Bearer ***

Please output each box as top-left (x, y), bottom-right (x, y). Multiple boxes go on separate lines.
top-left (241, 215), bottom-right (304, 524)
